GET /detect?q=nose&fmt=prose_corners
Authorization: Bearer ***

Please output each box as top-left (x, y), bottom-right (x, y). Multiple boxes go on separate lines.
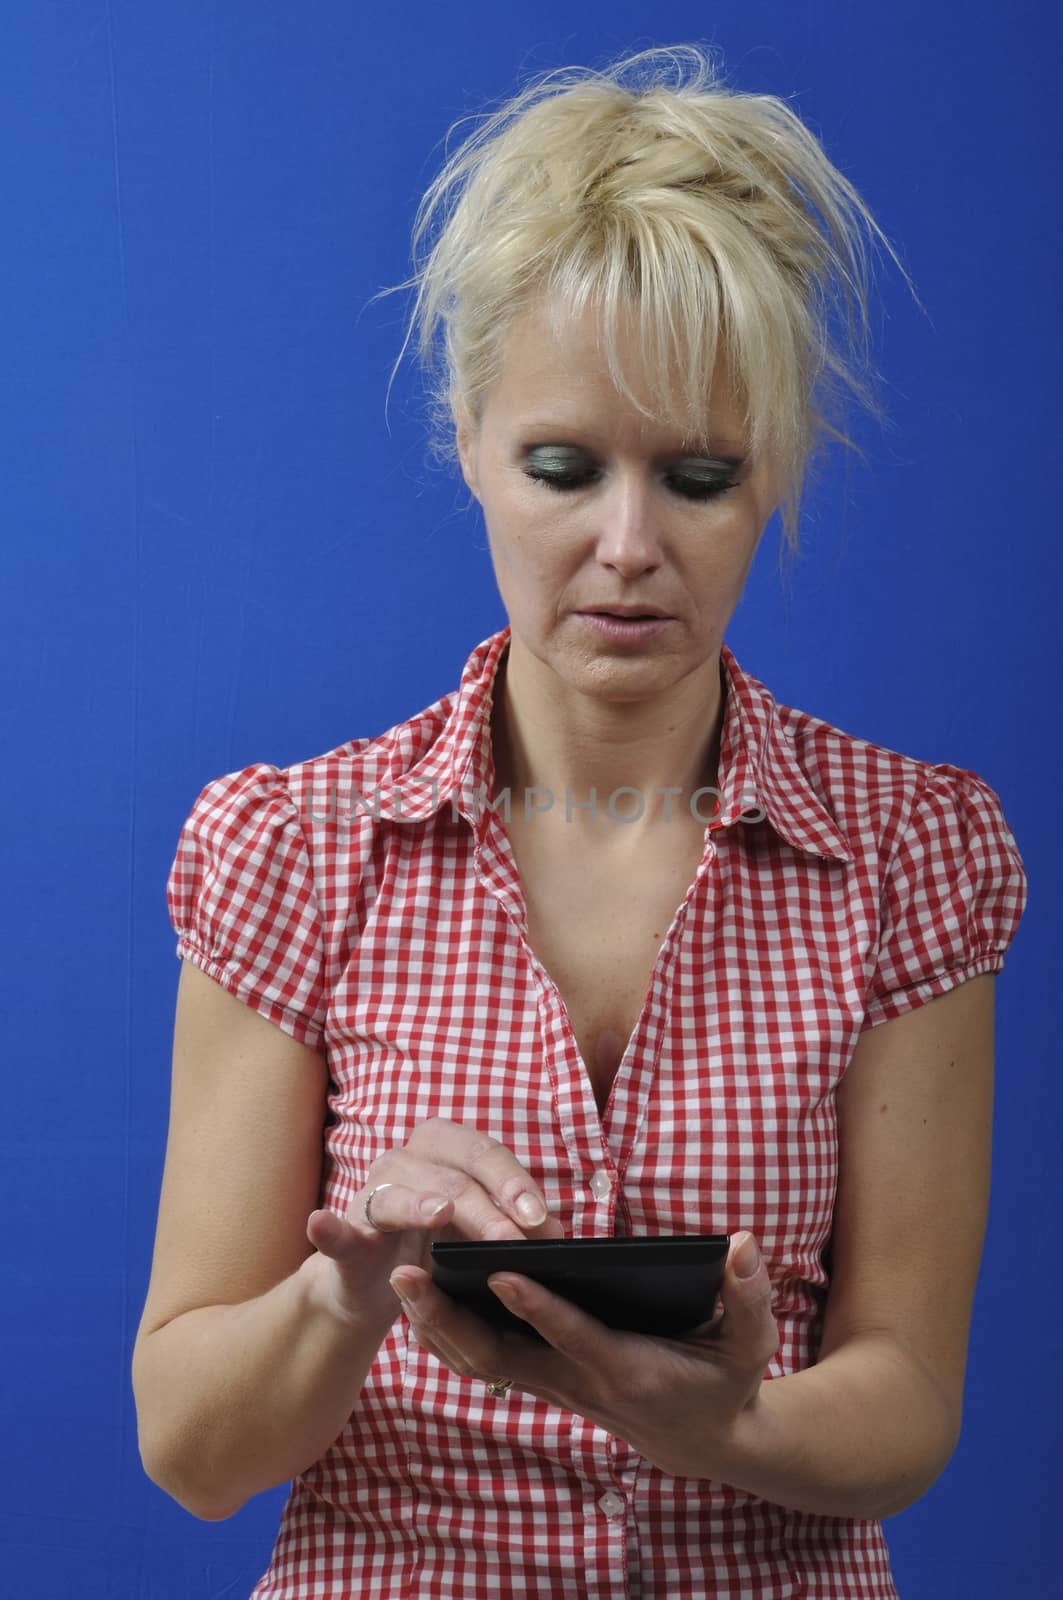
top-left (592, 471), bottom-right (665, 577)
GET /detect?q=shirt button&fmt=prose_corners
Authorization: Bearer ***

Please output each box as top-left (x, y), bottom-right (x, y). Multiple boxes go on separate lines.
top-left (589, 1168), bottom-right (612, 1200)
top-left (597, 1490), bottom-right (624, 1518)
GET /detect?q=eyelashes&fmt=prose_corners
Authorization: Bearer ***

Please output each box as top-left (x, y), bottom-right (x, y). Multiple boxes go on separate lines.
top-left (524, 469), bottom-right (740, 504)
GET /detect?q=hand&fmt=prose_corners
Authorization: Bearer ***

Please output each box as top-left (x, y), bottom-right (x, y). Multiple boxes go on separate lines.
top-left (389, 1230), bottom-right (778, 1480)
top-left (304, 1117), bottom-right (564, 1336)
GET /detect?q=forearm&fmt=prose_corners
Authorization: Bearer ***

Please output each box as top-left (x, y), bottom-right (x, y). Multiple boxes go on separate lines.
top-left (133, 1253), bottom-right (392, 1521)
top-left (707, 1333), bottom-right (958, 1520)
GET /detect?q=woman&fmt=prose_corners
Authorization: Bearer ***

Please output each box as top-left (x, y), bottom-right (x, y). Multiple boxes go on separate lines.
top-left (133, 44), bottom-right (1028, 1599)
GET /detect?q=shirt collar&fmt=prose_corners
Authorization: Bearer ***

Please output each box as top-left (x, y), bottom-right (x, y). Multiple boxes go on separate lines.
top-left (375, 625), bottom-right (853, 863)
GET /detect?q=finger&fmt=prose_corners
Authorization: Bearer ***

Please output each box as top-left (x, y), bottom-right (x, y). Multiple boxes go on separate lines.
top-left (421, 1169), bottom-right (540, 1242)
top-left (309, 1187), bottom-right (453, 1256)
top-left (405, 1310), bottom-right (472, 1373)
top-left (390, 1268), bottom-right (509, 1375)
top-left (356, 1154), bottom-right (534, 1245)
top-left (393, 1268), bottom-right (580, 1408)
top-left (719, 1232), bottom-right (778, 1359)
top-left (411, 1119), bottom-right (562, 1238)
top-left (486, 1273), bottom-right (625, 1373)
top-left (724, 1232), bottom-right (769, 1298)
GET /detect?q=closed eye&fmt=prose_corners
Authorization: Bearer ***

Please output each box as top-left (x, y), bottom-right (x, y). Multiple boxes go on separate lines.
top-left (524, 469), bottom-right (740, 504)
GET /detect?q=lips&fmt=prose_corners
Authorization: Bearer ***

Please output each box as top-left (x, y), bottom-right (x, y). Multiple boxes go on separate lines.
top-left (581, 607), bottom-right (670, 619)
top-left (576, 611), bottom-right (673, 641)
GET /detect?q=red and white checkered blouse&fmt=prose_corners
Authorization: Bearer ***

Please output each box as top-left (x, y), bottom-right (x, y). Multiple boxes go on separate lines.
top-left (166, 625), bottom-right (1028, 1600)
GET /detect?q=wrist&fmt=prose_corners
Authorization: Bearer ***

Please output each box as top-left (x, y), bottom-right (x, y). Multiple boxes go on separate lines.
top-left (689, 1379), bottom-right (791, 1492)
top-left (653, 1382), bottom-right (776, 1484)
top-left (298, 1248), bottom-right (398, 1341)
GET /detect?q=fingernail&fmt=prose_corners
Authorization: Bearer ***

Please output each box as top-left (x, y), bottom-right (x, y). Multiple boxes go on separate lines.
top-left (516, 1193), bottom-right (548, 1226)
top-left (490, 1278), bottom-right (518, 1308)
top-left (734, 1234), bottom-right (761, 1279)
top-left (419, 1196), bottom-right (449, 1219)
top-left (390, 1273), bottom-right (420, 1306)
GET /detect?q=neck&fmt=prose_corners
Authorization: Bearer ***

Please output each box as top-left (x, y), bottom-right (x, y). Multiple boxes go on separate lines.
top-left (488, 633), bottom-right (725, 842)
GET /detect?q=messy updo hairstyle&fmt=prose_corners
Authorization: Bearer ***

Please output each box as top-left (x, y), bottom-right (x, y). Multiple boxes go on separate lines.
top-left (371, 42), bottom-right (914, 564)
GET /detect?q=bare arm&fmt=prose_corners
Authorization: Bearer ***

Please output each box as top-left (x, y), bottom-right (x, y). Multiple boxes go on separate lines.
top-left (132, 962), bottom-right (560, 1521)
top-left (132, 962), bottom-right (382, 1518)
top-left (701, 973), bottom-right (995, 1517)
top-left (135, 1267), bottom-right (392, 1520)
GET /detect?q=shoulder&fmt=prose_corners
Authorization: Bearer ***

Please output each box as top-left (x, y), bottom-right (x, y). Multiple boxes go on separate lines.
top-left (283, 680), bottom-right (462, 831)
top-left (754, 692), bottom-right (1028, 1026)
top-left (282, 627), bottom-right (507, 828)
top-left (771, 693), bottom-right (1019, 869)
top-left (170, 678), bottom-right (464, 844)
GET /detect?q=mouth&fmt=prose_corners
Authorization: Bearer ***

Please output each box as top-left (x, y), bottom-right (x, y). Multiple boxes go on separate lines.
top-left (580, 607), bottom-right (671, 620)
top-left (575, 610), bottom-right (674, 640)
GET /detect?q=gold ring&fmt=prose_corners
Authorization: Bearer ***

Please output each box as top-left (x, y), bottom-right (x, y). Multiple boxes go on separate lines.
top-left (485, 1377), bottom-right (514, 1398)
top-left (363, 1182), bottom-right (395, 1231)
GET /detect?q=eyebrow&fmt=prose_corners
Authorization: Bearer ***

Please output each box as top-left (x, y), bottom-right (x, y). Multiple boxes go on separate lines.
top-left (516, 421), bottom-right (749, 458)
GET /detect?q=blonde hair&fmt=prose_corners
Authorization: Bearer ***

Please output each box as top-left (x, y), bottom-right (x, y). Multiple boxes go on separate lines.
top-left (370, 42), bottom-right (916, 563)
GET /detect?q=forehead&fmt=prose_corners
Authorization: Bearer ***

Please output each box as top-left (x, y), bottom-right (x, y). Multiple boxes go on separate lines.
top-left (488, 295), bottom-right (745, 449)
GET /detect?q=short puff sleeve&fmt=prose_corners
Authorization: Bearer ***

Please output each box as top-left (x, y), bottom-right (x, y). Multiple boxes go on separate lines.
top-left (861, 765), bottom-right (1028, 1031)
top-left (167, 763), bottom-right (327, 1050)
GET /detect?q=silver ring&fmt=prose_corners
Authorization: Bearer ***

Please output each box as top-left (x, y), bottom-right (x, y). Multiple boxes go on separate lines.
top-left (363, 1182), bottom-right (395, 1231)
top-left (485, 1377), bottom-right (514, 1398)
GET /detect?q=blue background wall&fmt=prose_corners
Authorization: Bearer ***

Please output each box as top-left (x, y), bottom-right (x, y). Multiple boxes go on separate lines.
top-left (2, 2), bottom-right (1059, 1595)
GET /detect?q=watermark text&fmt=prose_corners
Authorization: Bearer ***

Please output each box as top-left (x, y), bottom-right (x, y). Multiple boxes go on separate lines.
top-left (307, 783), bottom-right (765, 826)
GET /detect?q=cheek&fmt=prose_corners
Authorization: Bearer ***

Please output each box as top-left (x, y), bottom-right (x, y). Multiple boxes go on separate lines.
top-left (492, 516), bottom-right (569, 579)
top-left (712, 497), bottom-right (767, 569)
top-left (684, 511), bottom-right (764, 601)
top-left (485, 525), bottom-right (564, 622)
